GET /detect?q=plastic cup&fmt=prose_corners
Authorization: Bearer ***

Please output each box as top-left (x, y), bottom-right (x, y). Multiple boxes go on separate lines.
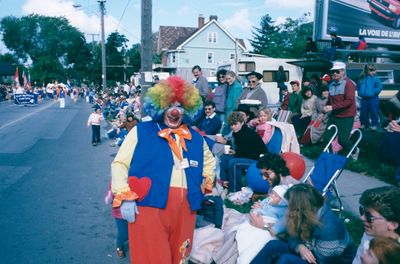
top-left (224, 145), bottom-right (231, 154)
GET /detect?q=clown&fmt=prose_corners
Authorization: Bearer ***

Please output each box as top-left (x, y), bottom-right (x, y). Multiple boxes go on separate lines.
top-left (111, 76), bottom-right (216, 264)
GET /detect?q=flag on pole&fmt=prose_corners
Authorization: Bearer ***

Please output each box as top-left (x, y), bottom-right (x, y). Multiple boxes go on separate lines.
top-left (27, 69), bottom-right (31, 89)
top-left (22, 70), bottom-right (28, 90)
top-left (14, 67), bottom-right (20, 86)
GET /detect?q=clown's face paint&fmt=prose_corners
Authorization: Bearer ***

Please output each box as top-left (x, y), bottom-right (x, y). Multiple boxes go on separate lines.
top-left (164, 105), bottom-right (184, 128)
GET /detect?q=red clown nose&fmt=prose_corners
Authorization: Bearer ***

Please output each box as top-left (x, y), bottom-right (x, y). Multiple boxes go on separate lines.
top-left (170, 108), bottom-right (180, 117)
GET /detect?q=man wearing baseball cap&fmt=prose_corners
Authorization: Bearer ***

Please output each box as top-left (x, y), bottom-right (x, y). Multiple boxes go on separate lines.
top-left (323, 61), bottom-right (357, 156)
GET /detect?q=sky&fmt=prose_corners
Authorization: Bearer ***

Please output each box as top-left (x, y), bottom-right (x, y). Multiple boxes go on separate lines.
top-left (0, 0), bottom-right (315, 53)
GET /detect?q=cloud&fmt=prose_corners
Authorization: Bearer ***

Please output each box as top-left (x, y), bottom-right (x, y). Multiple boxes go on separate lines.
top-left (177, 6), bottom-right (191, 17)
top-left (264, 0), bottom-right (314, 10)
top-left (222, 9), bottom-right (252, 33)
top-left (218, 2), bottom-right (245, 7)
top-left (274, 16), bottom-right (287, 26)
top-left (21, 0), bottom-right (119, 41)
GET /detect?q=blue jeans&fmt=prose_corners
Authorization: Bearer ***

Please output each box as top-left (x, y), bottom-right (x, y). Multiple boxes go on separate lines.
top-left (360, 96), bottom-right (379, 127)
top-left (251, 240), bottom-right (307, 264)
top-left (219, 154), bottom-right (255, 192)
top-left (322, 47), bottom-right (336, 61)
top-left (115, 218), bottom-right (128, 249)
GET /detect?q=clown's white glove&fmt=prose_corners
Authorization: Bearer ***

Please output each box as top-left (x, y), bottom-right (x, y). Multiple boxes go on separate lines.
top-left (120, 201), bottom-right (139, 223)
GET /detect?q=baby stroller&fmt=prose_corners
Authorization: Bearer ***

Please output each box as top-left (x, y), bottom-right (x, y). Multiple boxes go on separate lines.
top-left (303, 125), bottom-right (363, 215)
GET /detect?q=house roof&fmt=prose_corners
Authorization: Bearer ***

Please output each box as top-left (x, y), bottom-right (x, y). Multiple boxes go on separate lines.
top-left (0, 63), bottom-right (15, 76)
top-left (175, 19), bottom-right (247, 51)
top-left (157, 26), bottom-right (198, 52)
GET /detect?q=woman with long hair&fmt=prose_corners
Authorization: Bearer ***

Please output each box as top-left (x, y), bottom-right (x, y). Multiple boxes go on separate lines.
top-left (251, 184), bottom-right (355, 264)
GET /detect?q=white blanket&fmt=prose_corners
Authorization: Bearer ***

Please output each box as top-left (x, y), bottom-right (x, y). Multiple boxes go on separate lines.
top-left (235, 216), bottom-right (277, 264)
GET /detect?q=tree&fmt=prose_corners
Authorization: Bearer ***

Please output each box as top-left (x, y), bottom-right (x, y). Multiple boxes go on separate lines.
top-left (126, 43), bottom-right (141, 75)
top-left (0, 14), bottom-right (91, 84)
top-left (250, 13), bottom-right (313, 58)
top-left (250, 14), bottom-right (282, 57)
top-left (106, 32), bottom-right (128, 84)
top-left (0, 53), bottom-right (18, 64)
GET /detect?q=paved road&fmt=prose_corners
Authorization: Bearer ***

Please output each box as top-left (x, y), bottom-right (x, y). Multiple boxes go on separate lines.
top-left (0, 98), bottom-right (129, 263)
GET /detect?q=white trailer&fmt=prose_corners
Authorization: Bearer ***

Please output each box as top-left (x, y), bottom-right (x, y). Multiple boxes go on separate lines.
top-left (217, 56), bottom-right (303, 105)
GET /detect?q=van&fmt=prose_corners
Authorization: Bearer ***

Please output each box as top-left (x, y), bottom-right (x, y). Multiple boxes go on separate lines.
top-left (217, 57), bottom-right (303, 105)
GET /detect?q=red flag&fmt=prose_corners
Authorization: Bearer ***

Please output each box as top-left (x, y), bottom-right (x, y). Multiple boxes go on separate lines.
top-left (14, 67), bottom-right (19, 86)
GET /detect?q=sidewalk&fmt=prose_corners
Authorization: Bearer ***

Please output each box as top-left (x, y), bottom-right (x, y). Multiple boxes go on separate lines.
top-left (303, 157), bottom-right (390, 216)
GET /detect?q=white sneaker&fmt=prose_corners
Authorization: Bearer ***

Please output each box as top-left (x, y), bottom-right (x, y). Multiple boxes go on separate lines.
top-left (351, 147), bottom-right (360, 160)
top-left (370, 126), bottom-right (377, 130)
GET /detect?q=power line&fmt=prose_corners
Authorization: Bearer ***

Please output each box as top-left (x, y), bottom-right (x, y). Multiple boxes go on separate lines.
top-left (117, 0), bottom-right (132, 29)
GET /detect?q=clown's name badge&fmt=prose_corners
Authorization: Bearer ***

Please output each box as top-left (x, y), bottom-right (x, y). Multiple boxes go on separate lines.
top-left (189, 160), bottom-right (198, 167)
top-left (175, 158), bottom-right (189, 170)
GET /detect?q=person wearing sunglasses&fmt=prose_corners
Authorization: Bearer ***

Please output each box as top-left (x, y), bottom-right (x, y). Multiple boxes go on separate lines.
top-left (238, 71), bottom-right (269, 118)
top-left (357, 63), bottom-right (382, 130)
top-left (353, 186), bottom-right (400, 264)
top-left (323, 61), bottom-right (357, 156)
top-left (213, 69), bottom-right (228, 123)
top-left (196, 101), bottom-right (222, 135)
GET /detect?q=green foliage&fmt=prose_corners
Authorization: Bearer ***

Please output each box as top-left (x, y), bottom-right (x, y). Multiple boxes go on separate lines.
top-left (301, 140), bottom-right (397, 184)
top-left (250, 13), bottom-right (313, 58)
top-left (0, 14), bottom-right (91, 84)
top-left (106, 32), bottom-right (128, 83)
top-left (0, 53), bottom-right (18, 64)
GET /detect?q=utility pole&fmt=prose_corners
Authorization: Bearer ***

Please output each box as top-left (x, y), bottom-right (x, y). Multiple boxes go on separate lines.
top-left (141, 0), bottom-right (152, 72)
top-left (140, 0), bottom-right (153, 114)
top-left (99, 0), bottom-right (107, 90)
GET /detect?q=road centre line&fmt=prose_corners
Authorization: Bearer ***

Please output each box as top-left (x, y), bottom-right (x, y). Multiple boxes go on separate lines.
top-left (0, 101), bottom-right (57, 131)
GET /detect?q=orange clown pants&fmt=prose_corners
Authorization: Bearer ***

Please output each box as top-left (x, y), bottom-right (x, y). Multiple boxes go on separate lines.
top-left (128, 187), bottom-right (196, 264)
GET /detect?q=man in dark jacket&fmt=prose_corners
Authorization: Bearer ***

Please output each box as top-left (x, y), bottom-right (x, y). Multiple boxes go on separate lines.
top-left (323, 32), bottom-right (344, 61)
top-left (196, 101), bottom-right (222, 135)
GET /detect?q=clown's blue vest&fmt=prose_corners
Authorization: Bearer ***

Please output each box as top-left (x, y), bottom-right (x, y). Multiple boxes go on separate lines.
top-left (128, 121), bottom-right (205, 210)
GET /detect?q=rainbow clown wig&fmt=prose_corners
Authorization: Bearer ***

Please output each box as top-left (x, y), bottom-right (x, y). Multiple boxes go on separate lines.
top-left (144, 76), bottom-right (203, 121)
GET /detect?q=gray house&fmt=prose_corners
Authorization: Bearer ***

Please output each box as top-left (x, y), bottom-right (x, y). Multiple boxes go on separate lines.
top-left (156, 15), bottom-right (247, 81)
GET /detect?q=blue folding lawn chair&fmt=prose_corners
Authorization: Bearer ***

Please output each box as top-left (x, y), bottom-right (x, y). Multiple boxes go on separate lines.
top-left (303, 125), bottom-right (363, 214)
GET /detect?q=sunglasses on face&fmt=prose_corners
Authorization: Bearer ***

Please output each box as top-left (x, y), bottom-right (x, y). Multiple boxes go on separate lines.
top-left (330, 70), bottom-right (341, 74)
top-left (368, 69), bottom-right (376, 72)
top-left (260, 170), bottom-right (273, 179)
top-left (359, 206), bottom-right (386, 223)
top-left (218, 75), bottom-right (225, 78)
top-left (205, 107), bottom-right (213, 111)
top-left (249, 80), bottom-right (258, 84)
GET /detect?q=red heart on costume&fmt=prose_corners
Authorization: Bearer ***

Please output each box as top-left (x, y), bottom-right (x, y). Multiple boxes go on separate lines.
top-left (128, 176), bottom-right (152, 201)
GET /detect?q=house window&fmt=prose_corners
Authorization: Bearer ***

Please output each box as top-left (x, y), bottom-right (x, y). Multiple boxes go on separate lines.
top-left (207, 52), bottom-right (214, 64)
top-left (172, 54), bottom-right (176, 63)
top-left (229, 53), bottom-right (235, 60)
top-left (208, 32), bottom-right (217, 43)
